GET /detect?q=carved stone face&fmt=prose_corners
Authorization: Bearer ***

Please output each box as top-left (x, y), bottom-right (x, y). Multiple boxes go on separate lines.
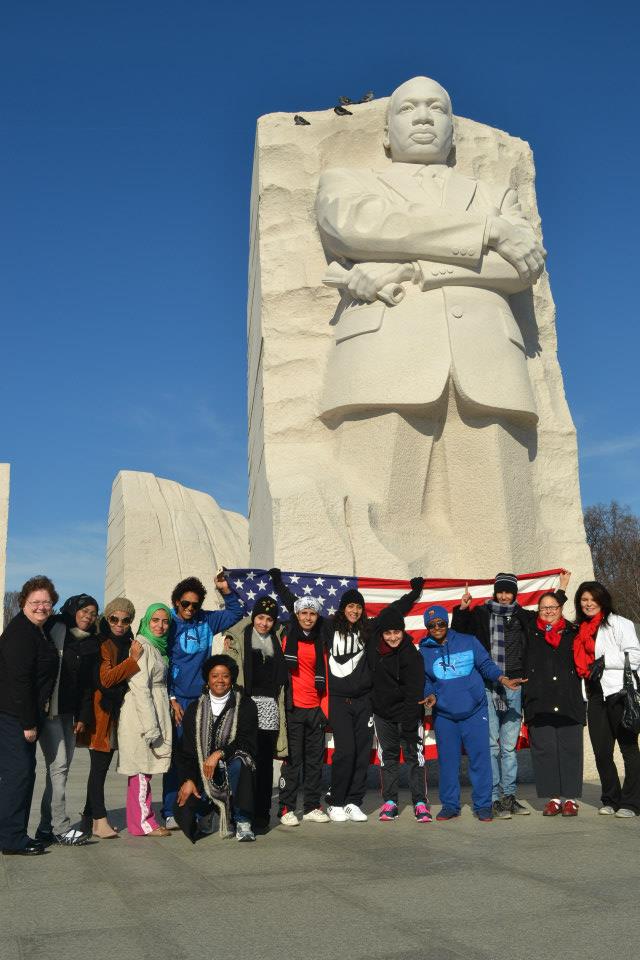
top-left (384, 76), bottom-right (454, 165)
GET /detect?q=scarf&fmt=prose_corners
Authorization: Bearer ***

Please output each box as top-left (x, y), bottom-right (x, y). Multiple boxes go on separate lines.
top-left (195, 689), bottom-right (255, 836)
top-left (96, 617), bottom-right (134, 718)
top-left (283, 621), bottom-right (326, 693)
top-left (378, 637), bottom-right (396, 656)
top-left (537, 616), bottom-right (566, 649)
top-left (486, 599), bottom-right (517, 712)
top-left (137, 603), bottom-right (171, 663)
top-left (251, 628), bottom-right (274, 658)
top-left (59, 594), bottom-right (99, 630)
top-left (573, 613), bottom-right (603, 679)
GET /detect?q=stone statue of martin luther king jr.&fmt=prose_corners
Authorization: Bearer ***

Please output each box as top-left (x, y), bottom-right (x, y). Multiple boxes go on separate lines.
top-left (315, 76), bottom-right (547, 572)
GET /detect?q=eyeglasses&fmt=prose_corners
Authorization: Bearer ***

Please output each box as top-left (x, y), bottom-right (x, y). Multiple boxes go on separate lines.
top-left (539, 606), bottom-right (560, 613)
top-left (179, 600), bottom-right (201, 610)
top-left (27, 601), bottom-right (53, 609)
top-left (108, 615), bottom-right (132, 626)
top-left (428, 620), bottom-right (447, 629)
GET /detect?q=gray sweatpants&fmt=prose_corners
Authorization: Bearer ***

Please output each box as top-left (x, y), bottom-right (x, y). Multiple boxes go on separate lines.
top-left (38, 714), bottom-right (76, 835)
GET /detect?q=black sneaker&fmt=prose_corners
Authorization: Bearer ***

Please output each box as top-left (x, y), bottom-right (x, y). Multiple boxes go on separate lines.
top-left (35, 828), bottom-right (54, 845)
top-left (492, 799), bottom-right (511, 820)
top-left (504, 794), bottom-right (530, 816)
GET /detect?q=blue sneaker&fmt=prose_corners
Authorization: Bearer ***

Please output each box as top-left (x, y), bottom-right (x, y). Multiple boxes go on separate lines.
top-left (476, 807), bottom-right (493, 822)
top-left (436, 807), bottom-right (460, 821)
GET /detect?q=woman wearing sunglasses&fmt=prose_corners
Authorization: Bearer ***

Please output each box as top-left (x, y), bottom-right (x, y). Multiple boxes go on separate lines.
top-left (161, 573), bottom-right (244, 828)
top-left (80, 598), bottom-right (143, 838)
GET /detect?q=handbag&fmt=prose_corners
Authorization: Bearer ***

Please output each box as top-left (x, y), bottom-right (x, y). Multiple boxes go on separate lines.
top-left (621, 653), bottom-right (640, 735)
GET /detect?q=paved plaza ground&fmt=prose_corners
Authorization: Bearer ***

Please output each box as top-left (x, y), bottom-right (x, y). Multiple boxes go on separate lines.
top-left (0, 750), bottom-right (638, 960)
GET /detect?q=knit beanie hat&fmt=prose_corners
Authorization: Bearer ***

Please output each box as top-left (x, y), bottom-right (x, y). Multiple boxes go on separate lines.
top-left (338, 588), bottom-right (365, 610)
top-left (377, 606), bottom-right (405, 633)
top-left (294, 596), bottom-right (323, 614)
top-left (104, 597), bottom-right (135, 621)
top-left (252, 594), bottom-right (278, 622)
top-left (494, 573), bottom-right (518, 597)
top-left (423, 604), bottom-right (449, 627)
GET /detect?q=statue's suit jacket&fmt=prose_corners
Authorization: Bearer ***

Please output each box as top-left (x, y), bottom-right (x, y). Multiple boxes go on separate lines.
top-left (316, 162), bottom-right (538, 421)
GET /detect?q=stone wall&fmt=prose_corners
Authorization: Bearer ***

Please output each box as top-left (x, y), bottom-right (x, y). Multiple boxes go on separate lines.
top-left (105, 471), bottom-right (249, 620)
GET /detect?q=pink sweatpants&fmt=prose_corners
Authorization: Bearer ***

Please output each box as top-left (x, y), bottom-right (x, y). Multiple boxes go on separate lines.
top-left (126, 774), bottom-right (160, 835)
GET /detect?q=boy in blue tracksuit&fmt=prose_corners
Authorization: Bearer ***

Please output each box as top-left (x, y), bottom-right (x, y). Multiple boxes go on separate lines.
top-left (161, 573), bottom-right (244, 825)
top-left (418, 604), bottom-right (525, 822)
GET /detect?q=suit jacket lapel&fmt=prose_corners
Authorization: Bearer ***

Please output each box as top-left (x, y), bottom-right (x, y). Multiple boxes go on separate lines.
top-left (443, 170), bottom-right (477, 211)
top-left (377, 165), bottom-right (478, 212)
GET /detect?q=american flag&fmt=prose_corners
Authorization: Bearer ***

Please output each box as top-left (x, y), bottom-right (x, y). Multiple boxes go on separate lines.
top-left (225, 567), bottom-right (563, 761)
top-left (225, 567), bottom-right (564, 640)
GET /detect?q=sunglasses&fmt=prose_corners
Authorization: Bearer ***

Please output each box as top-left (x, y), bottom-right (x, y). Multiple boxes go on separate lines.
top-left (427, 620), bottom-right (448, 629)
top-left (108, 615), bottom-right (132, 626)
top-left (179, 600), bottom-right (201, 610)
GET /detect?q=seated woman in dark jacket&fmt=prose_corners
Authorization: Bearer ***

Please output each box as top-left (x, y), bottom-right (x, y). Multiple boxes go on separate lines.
top-left (523, 592), bottom-right (585, 817)
top-left (175, 655), bottom-right (258, 843)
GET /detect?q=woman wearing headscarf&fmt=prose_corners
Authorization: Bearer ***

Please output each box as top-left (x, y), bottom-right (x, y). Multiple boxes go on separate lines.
top-left (117, 603), bottom-right (173, 837)
top-left (35, 593), bottom-right (99, 846)
top-left (175, 655), bottom-right (258, 842)
top-left (522, 592), bottom-right (584, 816)
top-left (80, 598), bottom-right (143, 838)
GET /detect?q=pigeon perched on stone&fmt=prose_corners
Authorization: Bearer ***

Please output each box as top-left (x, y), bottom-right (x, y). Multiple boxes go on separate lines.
top-left (338, 96), bottom-right (353, 105)
top-left (294, 114), bottom-right (311, 125)
top-left (358, 90), bottom-right (374, 102)
top-left (334, 105), bottom-right (353, 116)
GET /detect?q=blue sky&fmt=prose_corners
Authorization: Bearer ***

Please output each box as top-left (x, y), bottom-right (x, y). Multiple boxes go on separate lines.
top-left (1, 1), bottom-right (638, 604)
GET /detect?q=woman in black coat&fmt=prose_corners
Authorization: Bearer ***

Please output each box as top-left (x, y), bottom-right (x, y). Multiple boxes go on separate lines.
top-left (523, 592), bottom-right (585, 817)
top-left (0, 576), bottom-right (59, 855)
top-left (174, 655), bottom-right (258, 843)
top-left (35, 594), bottom-right (99, 846)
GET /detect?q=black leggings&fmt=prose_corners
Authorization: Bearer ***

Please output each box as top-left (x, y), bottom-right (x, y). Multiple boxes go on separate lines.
top-left (83, 748), bottom-right (114, 820)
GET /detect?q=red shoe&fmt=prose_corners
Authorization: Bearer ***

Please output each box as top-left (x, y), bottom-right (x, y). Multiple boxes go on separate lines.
top-left (562, 800), bottom-right (579, 817)
top-left (542, 800), bottom-right (562, 816)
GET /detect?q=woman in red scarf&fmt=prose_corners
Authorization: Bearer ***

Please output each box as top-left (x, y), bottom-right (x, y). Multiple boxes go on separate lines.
top-left (575, 581), bottom-right (640, 818)
top-left (523, 592), bottom-right (585, 816)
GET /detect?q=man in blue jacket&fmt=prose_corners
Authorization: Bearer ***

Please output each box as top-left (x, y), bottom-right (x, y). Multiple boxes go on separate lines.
top-left (162, 572), bottom-right (244, 827)
top-left (419, 605), bottom-right (525, 822)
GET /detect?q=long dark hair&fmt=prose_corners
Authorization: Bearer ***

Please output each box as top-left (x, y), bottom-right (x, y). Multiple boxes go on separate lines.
top-left (574, 581), bottom-right (614, 626)
top-left (333, 608), bottom-right (368, 638)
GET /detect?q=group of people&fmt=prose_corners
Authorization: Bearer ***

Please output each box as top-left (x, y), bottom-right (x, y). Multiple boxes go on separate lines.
top-left (0, 565), bottom-right (638, 856)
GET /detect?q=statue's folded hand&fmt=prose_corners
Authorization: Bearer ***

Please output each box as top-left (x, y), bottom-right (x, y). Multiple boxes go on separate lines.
top-left (487, 218), bottom-right (546, 285)
top-left (346, 262), bottom-right (414, 303)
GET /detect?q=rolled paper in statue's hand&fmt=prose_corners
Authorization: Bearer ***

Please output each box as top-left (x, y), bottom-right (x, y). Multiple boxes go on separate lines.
top-left (323, 261), bottom-right (406, 306)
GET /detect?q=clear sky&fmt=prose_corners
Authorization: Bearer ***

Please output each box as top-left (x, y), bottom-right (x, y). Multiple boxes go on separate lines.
top-left (1, 0), bottom-right (638, 604)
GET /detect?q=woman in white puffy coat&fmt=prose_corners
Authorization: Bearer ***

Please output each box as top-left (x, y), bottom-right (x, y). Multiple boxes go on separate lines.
top-left (118, 604), bottom-right (173, 836)
top-left (573, 581), bottom-right (640, 818)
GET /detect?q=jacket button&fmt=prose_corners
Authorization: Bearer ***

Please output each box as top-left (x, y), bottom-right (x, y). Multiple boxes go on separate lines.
top-left (451, 307), bottom-right (463, 318)
top-left (452, 248), bottom-right (459, 255)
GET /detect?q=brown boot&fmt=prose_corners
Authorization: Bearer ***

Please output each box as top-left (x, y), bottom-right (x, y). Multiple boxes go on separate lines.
top-left (92, 818), bottom-right (119, 839)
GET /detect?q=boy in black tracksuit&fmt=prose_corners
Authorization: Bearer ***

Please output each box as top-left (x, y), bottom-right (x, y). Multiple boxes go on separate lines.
top-left (369, 606), bottom-right (430, 822)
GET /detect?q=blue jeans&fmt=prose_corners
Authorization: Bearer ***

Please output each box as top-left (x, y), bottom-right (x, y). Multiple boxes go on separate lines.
top-left (486, 686), bottom-right (522, 801)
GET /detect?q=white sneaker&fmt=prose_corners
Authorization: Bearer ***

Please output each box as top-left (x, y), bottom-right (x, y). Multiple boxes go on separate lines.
top-left (344, 803), bottom-right (368, 822)
top-left (615, 808), bottom-right (636, 818)
top-left (327, 805), bottom-right (349, 822)
top-left (279, 810), bottom-right (300, 826)
top-left (598, 805), bottom-right (615, 815)
top-left (164, 816), bottom-right (179, 830)
top-left (302, 808), bottom-right (330, 823)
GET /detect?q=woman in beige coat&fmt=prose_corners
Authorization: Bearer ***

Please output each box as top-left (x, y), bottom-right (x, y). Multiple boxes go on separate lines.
top-left (118, 604), bottom-right (173, 836)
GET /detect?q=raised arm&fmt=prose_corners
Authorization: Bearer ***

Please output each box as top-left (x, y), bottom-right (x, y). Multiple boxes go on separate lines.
top-left (268, 568), bottom-right (298, 615)
top-left (369, 577), bottom-right (425, 632)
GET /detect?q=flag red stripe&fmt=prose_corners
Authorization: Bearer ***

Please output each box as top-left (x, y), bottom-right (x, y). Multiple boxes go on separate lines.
top-left (357, 569), bottom-right (563, 590)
